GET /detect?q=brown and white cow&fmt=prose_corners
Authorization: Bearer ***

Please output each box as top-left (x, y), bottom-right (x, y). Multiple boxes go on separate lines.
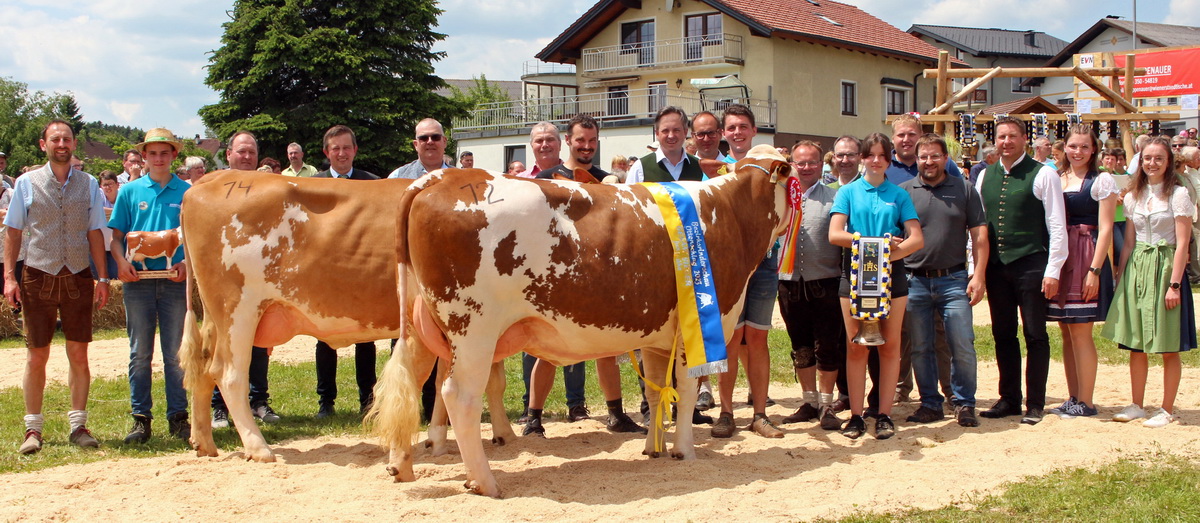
top-left (178, 170), bottom-right (514, 464)
top-left (125, 228), bottom-right (182, 270)
top-left (372, 145), bottom-right (794, 497)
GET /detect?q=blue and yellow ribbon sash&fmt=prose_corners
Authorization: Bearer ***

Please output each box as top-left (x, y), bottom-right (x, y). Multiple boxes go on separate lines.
top-left (642, 182), bottom-right (728, 378)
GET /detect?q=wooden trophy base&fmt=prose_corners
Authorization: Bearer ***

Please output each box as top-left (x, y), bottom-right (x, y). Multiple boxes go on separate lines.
top-left (136, 270), bottom-right (178, 279)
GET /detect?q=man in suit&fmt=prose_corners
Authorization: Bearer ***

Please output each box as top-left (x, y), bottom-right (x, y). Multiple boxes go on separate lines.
top-left (312, 124), bottom-right (379, 418)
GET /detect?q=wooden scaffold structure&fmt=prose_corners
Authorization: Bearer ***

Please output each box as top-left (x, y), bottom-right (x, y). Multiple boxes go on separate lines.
top-left (900, 50), bottom-right (1180, 160)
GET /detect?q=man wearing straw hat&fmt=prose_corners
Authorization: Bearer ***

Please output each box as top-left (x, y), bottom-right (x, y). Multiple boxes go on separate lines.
top-left (109, 127), bottom-right (192, 444)
top-left (6, 119), bottom-right (111, 454)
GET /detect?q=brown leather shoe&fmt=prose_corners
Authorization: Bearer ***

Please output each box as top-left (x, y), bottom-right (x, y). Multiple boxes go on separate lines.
top-left (781, 403), bottom-right (819, 424)
top-left (19, 430), bottom-right (42, 455)
top-left (711, 412), bottom-right (735, 438)
top-left (750, 413), bottom-right (784, 438)
top-left (69, 426), bottom-right (100, 448)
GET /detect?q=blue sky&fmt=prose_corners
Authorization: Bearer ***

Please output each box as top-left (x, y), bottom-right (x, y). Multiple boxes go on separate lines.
top-left (0, 0), bottom-right (1191, 140)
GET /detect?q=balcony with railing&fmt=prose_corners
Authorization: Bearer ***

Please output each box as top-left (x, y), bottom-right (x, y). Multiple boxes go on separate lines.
top-left (452, 87), bottom-right (775, 134)
top-left (580, 34), bottom-right (744, 77)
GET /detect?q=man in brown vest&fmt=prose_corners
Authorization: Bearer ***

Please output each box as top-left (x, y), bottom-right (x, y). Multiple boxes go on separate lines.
top-left (6, 119), bottom-right (111, 454)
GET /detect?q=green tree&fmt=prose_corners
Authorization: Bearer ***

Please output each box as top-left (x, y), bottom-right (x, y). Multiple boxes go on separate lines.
top-left (199, 0), bottom-right (466, 174)
top-left (0, 77), bottom-right (75, 177)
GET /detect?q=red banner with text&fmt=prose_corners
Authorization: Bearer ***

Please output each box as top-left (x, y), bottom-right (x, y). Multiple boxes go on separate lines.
top-left (1112, 47), bottom-right (1200, 99)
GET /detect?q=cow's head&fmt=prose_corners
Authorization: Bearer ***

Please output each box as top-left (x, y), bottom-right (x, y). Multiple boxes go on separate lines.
top-left (732, 144), bottom-right (796, 238)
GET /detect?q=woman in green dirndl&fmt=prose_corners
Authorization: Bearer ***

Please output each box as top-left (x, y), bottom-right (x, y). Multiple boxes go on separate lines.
top-left (1101, 136), bottom-right (1196, 428)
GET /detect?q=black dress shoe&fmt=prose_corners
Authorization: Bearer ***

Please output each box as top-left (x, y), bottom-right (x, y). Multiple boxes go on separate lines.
top-left (692, 409), bottom-right (714, 425)
top-left (315, 403), bottom-right (335, 419)
top-left (905, 405), bottom-right (946, 423)
top-left (567, 405), bottom-right (590, 422)
top-left (1021, 407), bottom-right (1044, 425)
top-left (979, 399), bottom-right (1022, 419)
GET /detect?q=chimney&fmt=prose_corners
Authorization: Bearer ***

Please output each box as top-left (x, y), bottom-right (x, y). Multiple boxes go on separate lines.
top-left (1024, 30), bottom-right (1038, 47)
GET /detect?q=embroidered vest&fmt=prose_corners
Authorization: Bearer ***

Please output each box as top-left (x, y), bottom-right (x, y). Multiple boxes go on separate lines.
top-left (981, 156), bottom-right (1048, 265)
top-left (25, 167), bottom-right (93, 274)
top-left (640, 154), bottom-right (703, 183)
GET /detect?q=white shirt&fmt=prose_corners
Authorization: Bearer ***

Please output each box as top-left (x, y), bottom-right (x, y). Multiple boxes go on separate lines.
top-left (974, 152), bottom-right (1069, 280)
top-left (625, 149), bottom-right (694, 184)
top-left (1125, 184), bottom-right (1195, 245)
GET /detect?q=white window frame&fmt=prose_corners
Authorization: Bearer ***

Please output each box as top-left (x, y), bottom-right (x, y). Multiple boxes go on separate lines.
top-left (884, 86), bottom-right (911, 116)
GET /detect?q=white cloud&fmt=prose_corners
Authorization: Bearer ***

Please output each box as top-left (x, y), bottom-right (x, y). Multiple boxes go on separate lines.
top-left (1166, 0), bottom-right (1200, 25)
top-left (107, 101), bottom-right (142, 123)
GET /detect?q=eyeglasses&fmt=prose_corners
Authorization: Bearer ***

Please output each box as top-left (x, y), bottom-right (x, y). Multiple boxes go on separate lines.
top-left (1172, 143), bottom-right (1184, 149)
top-left (417, 134), bottom-right (444, 142)
top-left (693, 131), bottom-right (720, 139)
top-left (833, 152), bottom-right (859, 159)
top-left (917, 154), bottom-right (945, 161)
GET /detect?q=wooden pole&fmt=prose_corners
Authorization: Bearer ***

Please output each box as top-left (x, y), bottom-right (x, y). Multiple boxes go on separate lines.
top-left (1122, 54), bottom-right (1136, 158)
top-left (924, 66), bottom-right (1147, 79)
top-left (934, 50), bottom-right (949, 134)
top-left (1073, 66), bottom-right (1138, 113)
top-left (930, 67), bottom-right (1003, 115)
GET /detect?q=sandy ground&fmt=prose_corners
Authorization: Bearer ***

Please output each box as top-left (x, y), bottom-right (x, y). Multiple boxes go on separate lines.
top-left (1, 305), bottom-right (1199, 521)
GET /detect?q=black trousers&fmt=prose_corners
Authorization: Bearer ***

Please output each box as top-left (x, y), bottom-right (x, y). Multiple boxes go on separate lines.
top-left (985, 252), bottom-right (1051, 410)
top-left (212, 346), bottom-right (270, 408)
top-left (315, 340), bottom-right (377, 408)
top-left (778, 278), bottom-right (848, 397)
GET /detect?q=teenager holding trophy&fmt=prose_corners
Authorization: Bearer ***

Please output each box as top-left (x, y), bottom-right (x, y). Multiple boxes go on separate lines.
top-left (829, 133), bottom-right (924, 439)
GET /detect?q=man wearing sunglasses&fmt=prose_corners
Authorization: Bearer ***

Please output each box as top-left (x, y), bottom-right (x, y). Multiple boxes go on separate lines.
top-left (388, 118), bottom-right (451, 179)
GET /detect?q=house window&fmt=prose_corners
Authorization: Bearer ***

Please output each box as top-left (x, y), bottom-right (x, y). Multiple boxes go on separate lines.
top-left (685, 13), bottom-right (722, 61)
top-left (1011, 77), bottom-right (1032, 93)
top-left (621, 20), bottom-right (655, 66)
top-left (885, 88), bottom-right (908, 115)
top-left (505, 145), bottom-right (526, 172)
top-left (841, 81), bottom-right (856, 116)
top-left (649, 81), bottom-right (668, 114)
top-left (607, 86), bottom-right (629, 117)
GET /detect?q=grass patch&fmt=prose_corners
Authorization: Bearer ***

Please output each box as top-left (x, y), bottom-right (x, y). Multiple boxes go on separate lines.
top-left (828, 452), bottom-right (1200, 522)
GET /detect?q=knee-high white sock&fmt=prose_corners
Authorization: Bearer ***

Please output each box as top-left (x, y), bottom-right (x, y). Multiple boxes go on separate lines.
top-left (24, 414), bottom-right (45, 434)
top-left (68, 410), bottom-right (88, 433)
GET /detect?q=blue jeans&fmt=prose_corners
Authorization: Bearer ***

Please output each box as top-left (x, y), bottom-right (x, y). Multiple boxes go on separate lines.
top-left (906, 270), bottom-right (977, 409)
top-left (521, 353), bottom-right (585, 409)
top-left (125, 278), bottom-right (189, 418)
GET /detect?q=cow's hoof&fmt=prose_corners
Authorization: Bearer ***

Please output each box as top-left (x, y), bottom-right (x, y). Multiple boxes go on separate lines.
top-left (465, 480), bottom-right (502, 498)
top-left (491, 436), bottom-right (506, 446)
top-left (386, 465), bottom-right (400, 477)
top-left (246, 449), bottom-right (276, 463)
top-left (386, 464), bottom-right (415, 482)
top-left (423, 440), bottom-right (433, 449)
top-left (194, 448), bottom-right (218, 458)
top-left (642, 450), bottom-right (661, 458)
top-left (671, 450), bottom-right (686, 460)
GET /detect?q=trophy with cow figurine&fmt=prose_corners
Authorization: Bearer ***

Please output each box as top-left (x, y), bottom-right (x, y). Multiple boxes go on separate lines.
top-left (125, 228), bottom-right (182, 279)
top-left (849, 232), bottom-right (892, 346)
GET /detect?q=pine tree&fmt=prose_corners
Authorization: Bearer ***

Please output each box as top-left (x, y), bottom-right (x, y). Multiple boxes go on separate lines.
top-left (199, 0), bottom-right (466, 173)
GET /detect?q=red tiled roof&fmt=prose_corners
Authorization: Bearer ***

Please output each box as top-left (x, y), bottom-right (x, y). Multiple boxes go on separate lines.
top-left (538, 0), bottom-right (964, 66)
top-left (715, 0), bottom-right (959, 64)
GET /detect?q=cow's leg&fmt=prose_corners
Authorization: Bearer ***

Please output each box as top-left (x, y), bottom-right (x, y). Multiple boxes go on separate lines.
top-left (427, 357), bottom-right (452, 456)
top-left (220, 341), bottom-right (274, 462)
top-left (671, 354), bottom-right (698, 460)
top-left (641, 350), bottom-right (669, 458)
top-left (486, 361), bottom-right (516, 445)
top-left (442, 346), bottom-right (500, 498)
top-left (190, 369), bottom-right (218, 457)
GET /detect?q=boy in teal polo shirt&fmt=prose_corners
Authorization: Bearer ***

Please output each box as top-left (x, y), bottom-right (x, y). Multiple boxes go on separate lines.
top-left (108, 128), bottom-right (191, 444)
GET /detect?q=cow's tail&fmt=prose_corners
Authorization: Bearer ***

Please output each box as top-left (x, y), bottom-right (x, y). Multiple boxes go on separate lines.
top-left (179, 233), bottom-right (212, 395)
top-left (365, 334), bottom-right (420, 453)
top-left (394, 174), bottom-right (439, 343)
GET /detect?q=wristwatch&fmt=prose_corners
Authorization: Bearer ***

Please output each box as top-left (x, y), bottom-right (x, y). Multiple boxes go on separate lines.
top-left (98, 278), bottom-right (111, 284)
top-left (1170, 281), bottom-right (1181, 290)
top-left (1088, 267), bottom-right (1102, 275)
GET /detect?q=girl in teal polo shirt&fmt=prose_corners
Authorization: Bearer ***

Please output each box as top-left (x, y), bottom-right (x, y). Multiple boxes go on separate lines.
top-left (829, 132), bottom-right (924, 440)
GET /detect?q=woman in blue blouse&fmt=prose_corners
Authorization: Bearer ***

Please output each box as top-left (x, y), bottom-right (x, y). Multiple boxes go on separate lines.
top-left (829, 133), bottom-right (924, 439)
